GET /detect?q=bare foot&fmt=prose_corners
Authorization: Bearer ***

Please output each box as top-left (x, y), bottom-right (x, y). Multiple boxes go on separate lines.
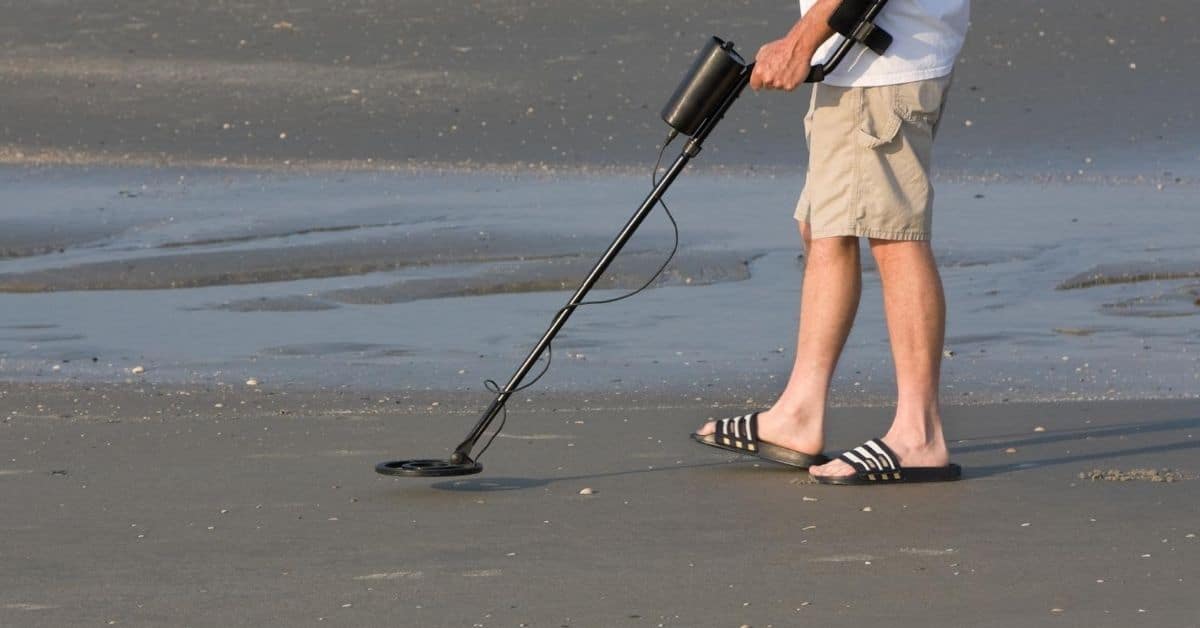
top-left (809, 431), bottom-right (950, 479)
top-left (695, 406), bottom-right (824, 456)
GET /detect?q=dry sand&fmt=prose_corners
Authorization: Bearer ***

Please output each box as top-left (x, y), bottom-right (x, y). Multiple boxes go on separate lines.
top-left (1, 383), bottom-right (1198, 627)
top-left (2, 0), bottom-right (1198, 179)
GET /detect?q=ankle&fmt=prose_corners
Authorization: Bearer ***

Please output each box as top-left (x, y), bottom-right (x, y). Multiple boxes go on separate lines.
top-left (885, 423), bottom-right (945, 449)
top-left (765, 401), bottom-right (823, 429)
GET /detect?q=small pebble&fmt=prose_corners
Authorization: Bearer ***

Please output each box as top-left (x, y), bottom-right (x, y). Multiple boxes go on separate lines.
top-left (1005, 447), bottom-right (1017, 454)
top-left (1033, 426), bottom-right (1046, 432)
top-left (802, 496), bottom-right (818, 502)
top-left (245, 378), bottom-right (259, 386)
top-left (861, 506), bottom-right (872, 512)
top-left (131, 366), bottom-right (145, 374)
top-left (578, 488), bottom-right (595, 496)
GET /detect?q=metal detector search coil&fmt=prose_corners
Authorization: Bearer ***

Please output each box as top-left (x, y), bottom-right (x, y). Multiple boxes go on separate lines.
top-left (375, 459), bottom-right (482, 477)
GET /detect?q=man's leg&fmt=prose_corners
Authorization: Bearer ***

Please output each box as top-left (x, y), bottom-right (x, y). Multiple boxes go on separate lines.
top-left (697, 223), bottom-right (861, 455)
top-left (809, 239), bottom-right (949, 478)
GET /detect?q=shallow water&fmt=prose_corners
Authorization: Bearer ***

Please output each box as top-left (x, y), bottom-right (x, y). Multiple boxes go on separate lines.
top-left (0, 166), bottom-right (1197, 403)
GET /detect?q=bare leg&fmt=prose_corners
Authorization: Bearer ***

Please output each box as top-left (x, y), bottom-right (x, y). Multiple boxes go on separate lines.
top-left (697, 223), bottom-right (861, 455)
top-left (810, 239), bottom-right (949, 477)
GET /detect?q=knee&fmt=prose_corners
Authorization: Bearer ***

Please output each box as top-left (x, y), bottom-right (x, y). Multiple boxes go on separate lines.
top-left (868, 238), bottom-right (932, 263)
top-left (809, 235), bottom-right (860, 261)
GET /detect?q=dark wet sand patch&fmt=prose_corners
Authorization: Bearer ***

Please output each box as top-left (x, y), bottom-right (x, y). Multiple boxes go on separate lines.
top-left (205, 295), bottom-right (339, 312)
top-left (259, 342), bottom-right (406, 357)
top-left (1058, 260), bottom-right (1200, 290)
top-left (0, 220), bottom-right (139, 260)
top-left (1100, 283), bottom-right (1200, 318)
top-left (1052, 327), bottom-right (1107, 337)
top-left (0, 229), bottom-right (617, 292)
top-left (320, 250), bottom-right (753, 306)
top-left (181, 250), bottom-right (753, 312)
top-left (0, 333), bottom-right (85, 343)
top-left (156, 219), bottom-right (443, 250)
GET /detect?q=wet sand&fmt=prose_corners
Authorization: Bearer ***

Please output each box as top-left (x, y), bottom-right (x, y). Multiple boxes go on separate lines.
top-left (1, 383), bottom-right (1197, 627)
top-left (2, 167), bottom-right (1198, 401)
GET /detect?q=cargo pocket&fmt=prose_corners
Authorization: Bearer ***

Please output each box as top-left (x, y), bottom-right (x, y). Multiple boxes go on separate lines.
top-left (855, 85), bottom-right (903, 149)
top-left (893, 75), bottom-right (952, 136)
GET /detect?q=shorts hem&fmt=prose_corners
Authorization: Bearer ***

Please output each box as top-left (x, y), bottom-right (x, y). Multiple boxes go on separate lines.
top-left (803, 224), bottom-right (931, 241)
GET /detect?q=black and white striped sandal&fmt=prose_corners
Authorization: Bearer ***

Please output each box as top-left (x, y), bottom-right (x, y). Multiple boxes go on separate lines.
top-left (690, 412), bottom-right (829, 469)
top-left (815, 438), bottom-right (962, 485)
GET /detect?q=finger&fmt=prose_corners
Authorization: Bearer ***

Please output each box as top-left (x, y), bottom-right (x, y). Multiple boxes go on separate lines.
top-left (749, 66), bottom-right (765, 90)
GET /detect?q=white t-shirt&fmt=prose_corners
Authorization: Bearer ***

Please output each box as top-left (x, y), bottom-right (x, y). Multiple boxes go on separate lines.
top-left (800, 0), bottom-right (970, 87)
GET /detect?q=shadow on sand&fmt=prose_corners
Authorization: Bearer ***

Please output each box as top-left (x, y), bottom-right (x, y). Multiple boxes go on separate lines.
top-left (429, 460), bottom-right (735, 492)
top-left (954, 415), bottom-right (1200, 479)
top-left (410, 415), bottom-right (1200, 491)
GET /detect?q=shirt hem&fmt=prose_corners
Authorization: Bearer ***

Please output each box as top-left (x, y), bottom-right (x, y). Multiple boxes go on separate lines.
top-left (822, 64), bottom-right (956, 88)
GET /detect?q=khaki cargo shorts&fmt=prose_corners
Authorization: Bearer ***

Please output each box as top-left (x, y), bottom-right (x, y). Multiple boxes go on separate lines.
top-left (795, 74), bottom-right (953, 241)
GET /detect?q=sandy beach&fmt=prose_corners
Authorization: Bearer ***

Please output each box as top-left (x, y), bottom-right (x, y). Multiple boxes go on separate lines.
top-left (2, 0), bottom-right (1199, 626)
top-left (2, 383), bottom-right (1198, 627)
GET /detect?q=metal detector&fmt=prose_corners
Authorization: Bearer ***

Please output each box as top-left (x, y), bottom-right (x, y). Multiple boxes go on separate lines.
top-left (378, 3), bottom-right (893, 477)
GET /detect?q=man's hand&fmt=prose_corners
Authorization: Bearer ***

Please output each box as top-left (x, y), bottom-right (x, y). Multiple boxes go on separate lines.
top-left (750, 37), bottom-right (814, 91)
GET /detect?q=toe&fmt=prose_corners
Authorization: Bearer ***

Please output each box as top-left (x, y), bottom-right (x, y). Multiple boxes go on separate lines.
top-left (809, 458), bottom-right (854, 478)
top-left (694, 420), bottom-right (717, 436)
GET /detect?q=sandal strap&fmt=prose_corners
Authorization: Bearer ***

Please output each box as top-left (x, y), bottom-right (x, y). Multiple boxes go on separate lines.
top-left (714, 413), bottom-right (759, 452)
top-left (837, 438), bottom-right (899, 473)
